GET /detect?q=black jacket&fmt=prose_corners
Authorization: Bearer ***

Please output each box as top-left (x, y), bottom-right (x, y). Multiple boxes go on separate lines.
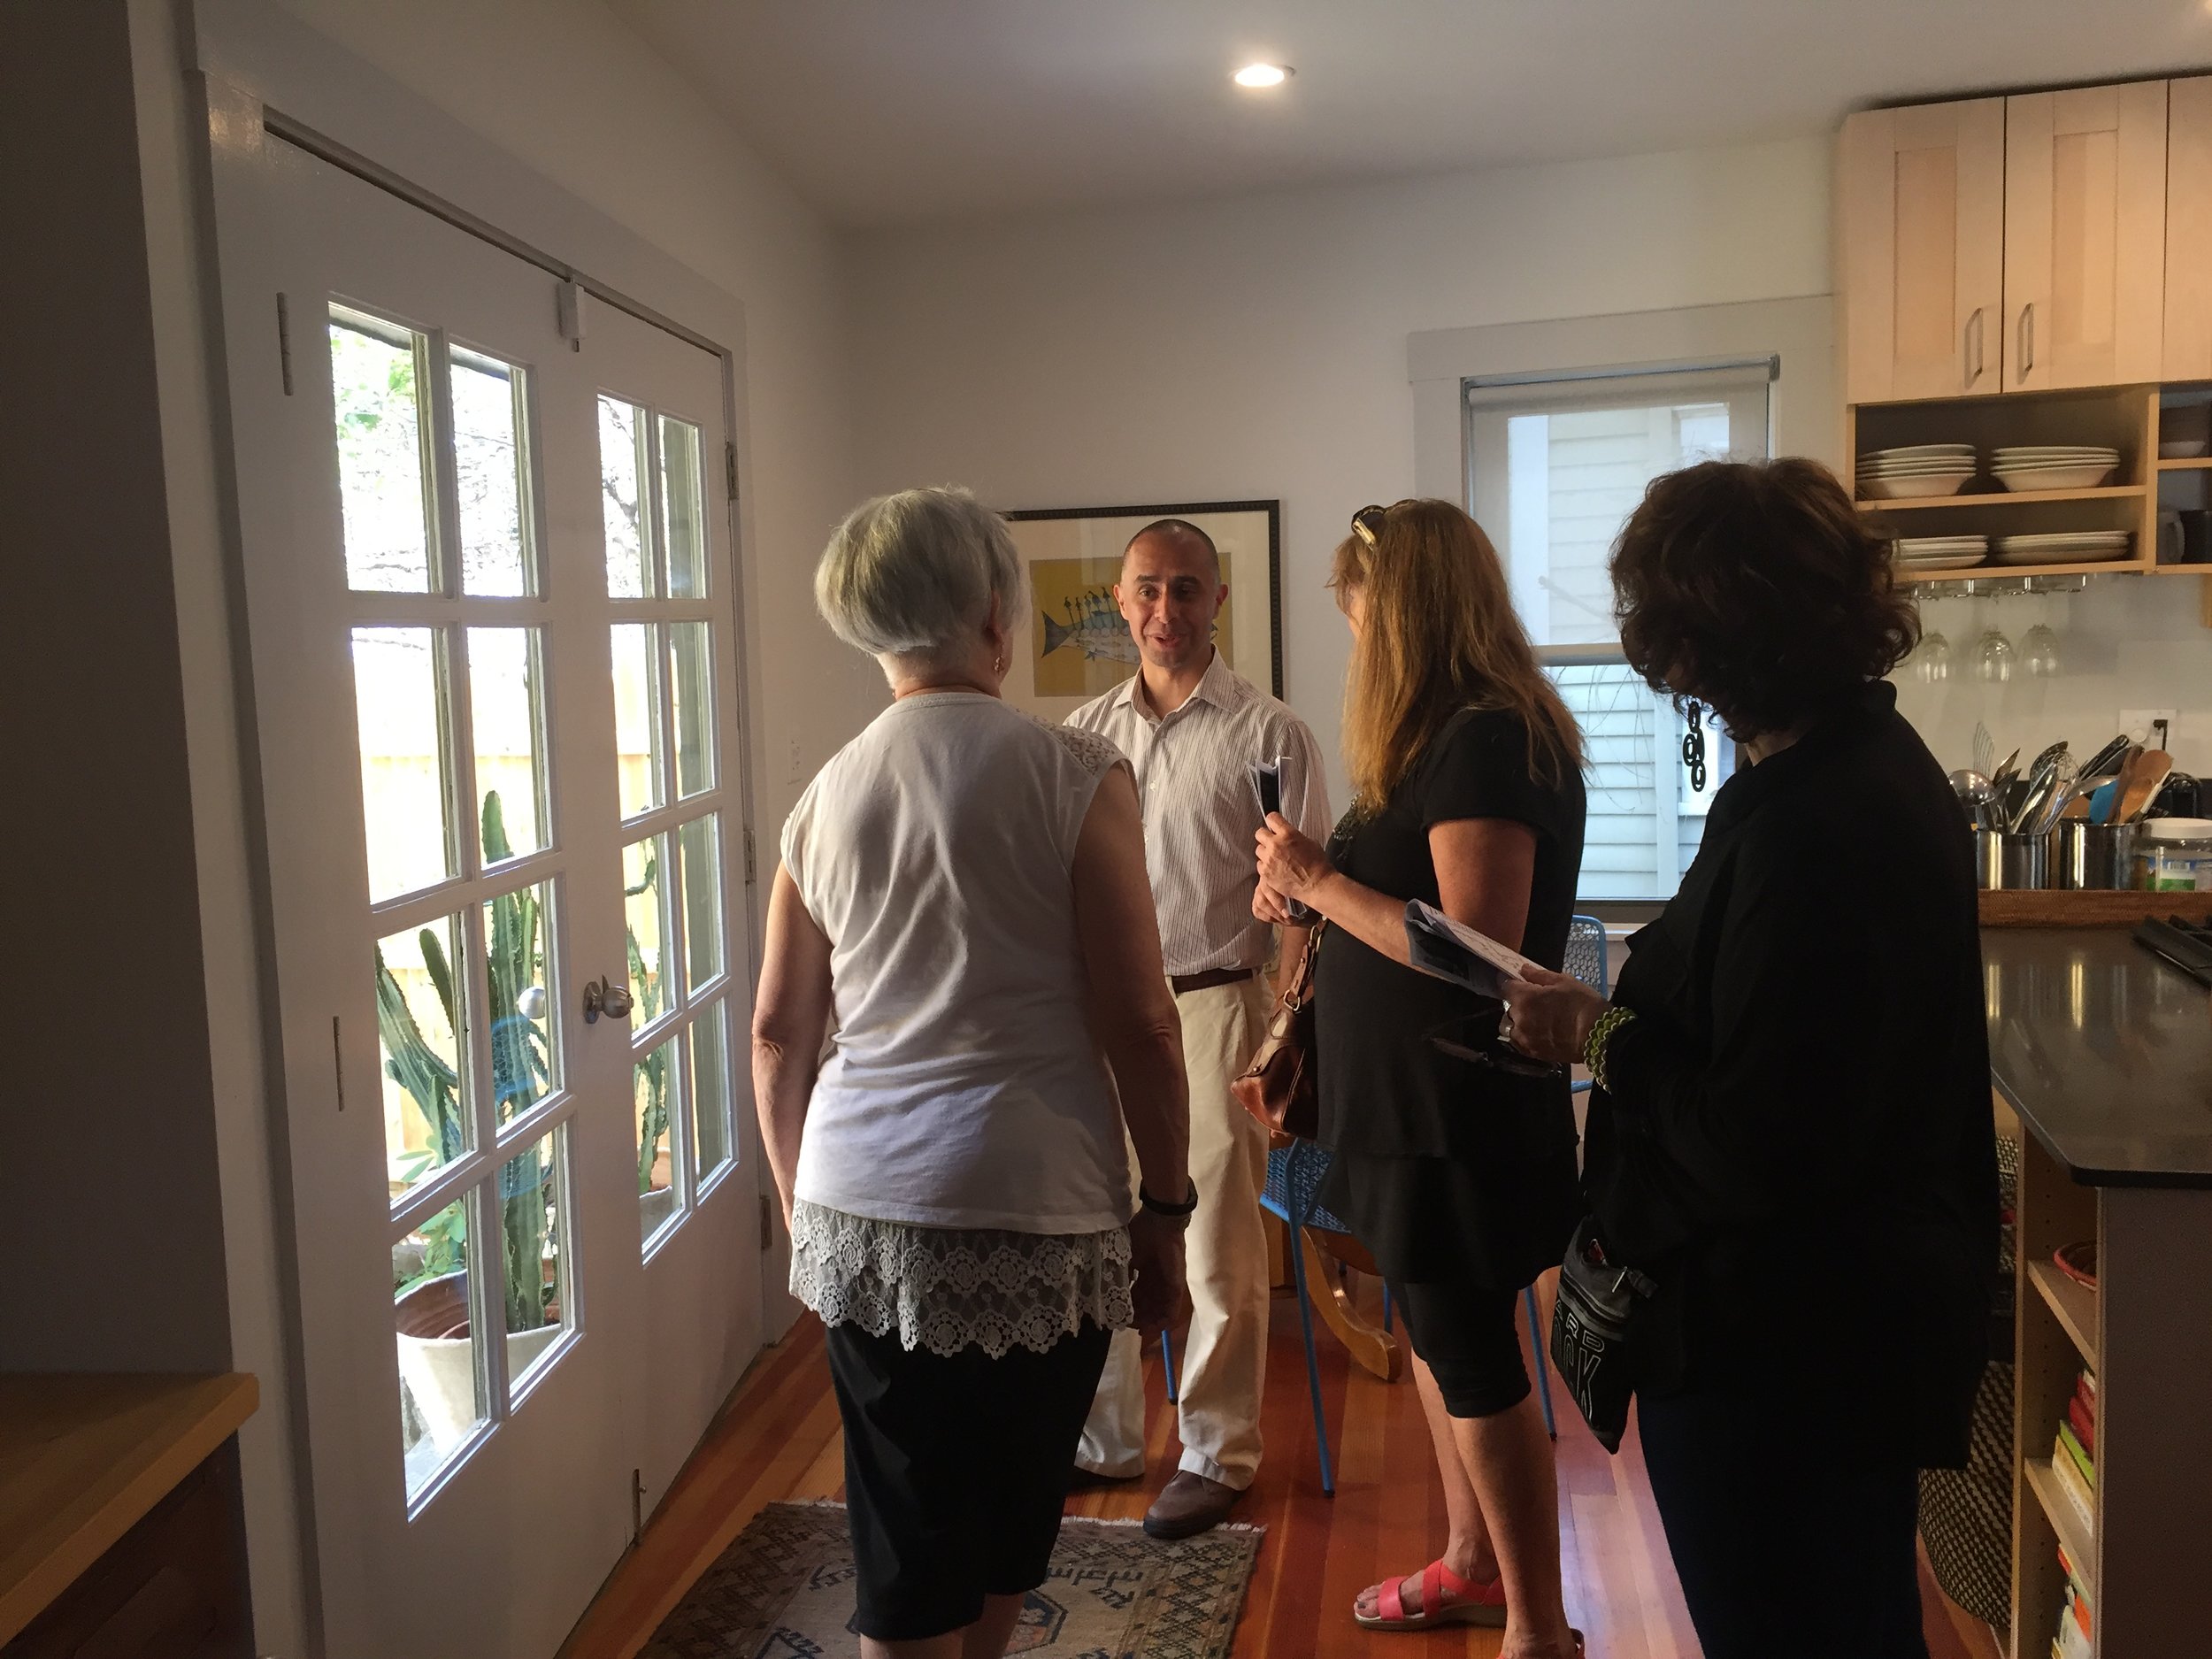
top-left (1585, 681), bottom-right (1998, 1469)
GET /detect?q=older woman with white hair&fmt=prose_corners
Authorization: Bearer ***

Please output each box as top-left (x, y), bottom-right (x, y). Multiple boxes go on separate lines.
top-left (753, 486), bottom-right (1194, 1659)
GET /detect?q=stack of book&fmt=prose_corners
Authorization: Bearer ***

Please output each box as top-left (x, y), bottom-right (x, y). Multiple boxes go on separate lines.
top-left (2049, 1367), bottom-right (2096, 1658)
top-left (2053, 1545), bottom-right (2093, 1658)
top-left (2051, 1367), bottom-right (2096, 1534)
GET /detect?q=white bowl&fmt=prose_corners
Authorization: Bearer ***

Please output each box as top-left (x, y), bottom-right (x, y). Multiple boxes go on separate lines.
top-left (1895, 553), bottom-right (1986, 571)
top-left (1860, 473), bottom-right (1975, 500)
top-left (1993, 465), bottom-right (2116, 491)
top-left (2160, 439), bottom-right (2210, 458)
top-left (1865, 443), bottom-right (1977, 461)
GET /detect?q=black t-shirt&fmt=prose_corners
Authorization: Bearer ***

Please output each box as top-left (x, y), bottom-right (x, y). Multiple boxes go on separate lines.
top-left (1317, 705), bottom-right (1586, 1156)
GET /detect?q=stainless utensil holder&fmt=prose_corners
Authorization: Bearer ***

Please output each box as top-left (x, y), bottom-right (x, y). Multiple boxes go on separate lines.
top-left (2055, 820), bottom-right (2137, 890)
top-left (1976, 828), bottom-right (2051, 890)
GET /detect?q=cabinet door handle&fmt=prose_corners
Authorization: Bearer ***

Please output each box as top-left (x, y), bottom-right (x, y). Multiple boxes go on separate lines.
top-left (1964, 307), bottom-right (1985, 386)
top-left (2018, 303), bottom-right (2036, 378)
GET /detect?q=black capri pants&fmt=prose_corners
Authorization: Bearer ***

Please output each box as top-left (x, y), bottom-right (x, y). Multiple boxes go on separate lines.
top-left (824, 1318), bottom-right (1111, 1641)
top-left (1386, 1279), bottom-right (1530, 1418)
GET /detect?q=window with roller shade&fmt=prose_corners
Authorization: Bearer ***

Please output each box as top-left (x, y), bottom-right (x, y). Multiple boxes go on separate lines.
top-left (1465, 363), bottom-right (1771, 905)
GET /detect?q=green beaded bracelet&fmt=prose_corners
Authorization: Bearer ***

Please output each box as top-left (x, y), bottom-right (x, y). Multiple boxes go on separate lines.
top-left (1584, 1005), bottom-right (1637, 1092)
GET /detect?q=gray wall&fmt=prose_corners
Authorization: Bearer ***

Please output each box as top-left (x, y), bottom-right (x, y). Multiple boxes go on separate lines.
top-left (0, 0), bottom-right (233, 1371)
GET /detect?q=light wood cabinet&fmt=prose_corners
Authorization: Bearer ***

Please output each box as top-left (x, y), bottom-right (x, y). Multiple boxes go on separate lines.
top-left (2162, 77), bottom-right (2212, 378)
top-left (2004, 83), bottom-right (2169, 391)
top-left (1839, 100), bottom-right (2006, 403)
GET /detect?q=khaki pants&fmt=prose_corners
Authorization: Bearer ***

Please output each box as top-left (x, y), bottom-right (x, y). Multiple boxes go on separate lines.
top-left (1077, 974), bottom-right (1272, 1490)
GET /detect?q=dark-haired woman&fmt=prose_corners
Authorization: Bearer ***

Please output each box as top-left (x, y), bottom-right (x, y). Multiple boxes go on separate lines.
top-left (1503, 458), bottom-right (1997, 1659)
top-left (1255, 500), bottom-right (1586, 1659)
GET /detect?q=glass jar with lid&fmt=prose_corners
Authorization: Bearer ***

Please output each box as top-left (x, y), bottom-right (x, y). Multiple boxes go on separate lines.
top-left (2133, 818), bottom-right (2212, 892)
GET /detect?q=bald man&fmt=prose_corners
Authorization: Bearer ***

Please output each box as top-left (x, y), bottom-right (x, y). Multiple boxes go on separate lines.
top-left (1064, 518), bottom-right (1332, 1537)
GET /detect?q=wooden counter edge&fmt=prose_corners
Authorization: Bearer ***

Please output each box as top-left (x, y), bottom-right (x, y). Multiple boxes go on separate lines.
top-left (1980, 889), bottom-right (2212, 926)
top-left (0, 1371), bottom-right (258, 1647)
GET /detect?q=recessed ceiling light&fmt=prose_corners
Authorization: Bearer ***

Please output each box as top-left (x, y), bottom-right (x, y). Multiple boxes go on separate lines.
top-left (1233, 63), bottom-right (1292, 89)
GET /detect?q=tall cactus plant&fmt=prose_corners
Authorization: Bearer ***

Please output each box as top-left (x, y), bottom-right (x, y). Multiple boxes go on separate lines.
top-left (377, 789), bottom-right (557, 1336)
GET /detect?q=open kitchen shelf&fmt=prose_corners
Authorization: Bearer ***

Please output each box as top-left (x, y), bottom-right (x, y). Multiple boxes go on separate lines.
top-left (2155, 457), bottom-right (2212, 470)
top-left (1900, 558), bottom-right (2151, 583)
top-left (2024, 1456), bottom-right (2098, 1595)
top-left (1857, 484), bottom-right (2144, 511)
top-left (2029, 1259), bottom-right (2100, 1366)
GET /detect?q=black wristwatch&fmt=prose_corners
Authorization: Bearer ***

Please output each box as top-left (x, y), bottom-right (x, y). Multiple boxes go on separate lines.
top-left (1140, 1182), bottom-right (1199, 1222)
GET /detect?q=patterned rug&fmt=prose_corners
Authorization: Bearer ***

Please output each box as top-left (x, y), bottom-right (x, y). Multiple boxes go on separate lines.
top-left (640, 1500), bottom-right (1262, 1658)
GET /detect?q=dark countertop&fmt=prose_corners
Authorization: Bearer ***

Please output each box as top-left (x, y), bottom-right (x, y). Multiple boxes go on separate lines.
top-left (1985, 927), bottom-right (2212, 1187)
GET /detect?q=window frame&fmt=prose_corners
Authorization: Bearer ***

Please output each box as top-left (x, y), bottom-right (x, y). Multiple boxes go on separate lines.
top-left (1406, 299), bottom-right (1836, 920)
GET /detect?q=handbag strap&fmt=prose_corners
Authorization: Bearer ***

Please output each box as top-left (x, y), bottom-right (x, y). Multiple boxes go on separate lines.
top-left (1281, 919), bottom-right (1325, 1011)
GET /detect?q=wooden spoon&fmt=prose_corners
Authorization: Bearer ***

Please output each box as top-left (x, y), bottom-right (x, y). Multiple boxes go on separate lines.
top-left (2116, 749), bottom-right (2174, 825)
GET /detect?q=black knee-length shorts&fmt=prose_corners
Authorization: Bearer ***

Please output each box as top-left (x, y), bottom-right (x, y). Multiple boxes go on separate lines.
top-left (1386, 1279), bottom-right (1531, 1418)
top-left (824, 1319), bottom-right (1111, 1641)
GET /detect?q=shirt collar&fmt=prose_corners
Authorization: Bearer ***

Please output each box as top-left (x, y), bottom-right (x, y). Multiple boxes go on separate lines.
top-left (1121, 649), bottom-right (1248, 722)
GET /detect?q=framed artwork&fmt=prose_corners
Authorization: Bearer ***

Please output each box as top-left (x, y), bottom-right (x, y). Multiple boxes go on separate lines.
top-left (1000, 499), bottom-right (1282, 723)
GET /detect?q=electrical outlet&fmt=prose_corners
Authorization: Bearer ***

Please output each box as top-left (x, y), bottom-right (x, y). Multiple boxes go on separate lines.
top-left (2118, 709), bottom-right (2179, 749)
top-left (786, 738), bottom-right (804, 783)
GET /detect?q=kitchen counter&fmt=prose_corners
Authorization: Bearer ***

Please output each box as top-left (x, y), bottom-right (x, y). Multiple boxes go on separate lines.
top-left (0, 1372), bottom-right (256, 1647)
top-left (1984, 926), bottom-right (2212, 1187)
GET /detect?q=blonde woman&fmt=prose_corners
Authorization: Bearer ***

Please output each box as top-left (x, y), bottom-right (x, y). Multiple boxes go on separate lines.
top-left (1255, 500), bottom-right (1586, 1658)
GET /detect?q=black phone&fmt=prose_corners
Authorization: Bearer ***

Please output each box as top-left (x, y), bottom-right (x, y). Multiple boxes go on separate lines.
top-left (1251, 758), bottom-right (1317, 925)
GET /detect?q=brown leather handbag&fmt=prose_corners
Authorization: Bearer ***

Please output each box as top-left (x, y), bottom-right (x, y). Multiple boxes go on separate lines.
top-left (1231, 923), bottom-right (1324, 1145)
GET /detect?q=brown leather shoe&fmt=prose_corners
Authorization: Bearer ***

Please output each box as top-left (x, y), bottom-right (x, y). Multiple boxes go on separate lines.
top-left (1142, 1471), bottom-right (1242, 1539)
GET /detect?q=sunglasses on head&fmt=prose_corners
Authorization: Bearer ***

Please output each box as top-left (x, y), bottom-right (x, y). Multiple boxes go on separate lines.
top-left (1350, 503), bottom-right (1389, 549)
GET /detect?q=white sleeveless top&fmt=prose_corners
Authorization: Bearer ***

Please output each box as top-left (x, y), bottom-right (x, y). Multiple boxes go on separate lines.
top-left (780, 691), bottom-right (1133, 1233)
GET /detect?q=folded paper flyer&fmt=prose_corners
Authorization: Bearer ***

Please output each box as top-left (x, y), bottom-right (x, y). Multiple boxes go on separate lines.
top-left (1403, 900), bottom-right (1538, 999)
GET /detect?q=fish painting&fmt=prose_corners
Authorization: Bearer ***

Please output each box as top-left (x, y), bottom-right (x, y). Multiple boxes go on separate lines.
top-left (1040, 588), bottom-right (1140, 664)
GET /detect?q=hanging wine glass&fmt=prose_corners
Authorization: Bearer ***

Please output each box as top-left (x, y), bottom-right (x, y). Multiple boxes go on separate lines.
top-left (1915, 630), bottom-right (1951, 683)
top-left (1973, 626), bottom-right (2014, 684)
top-left (2022, 623), bottom-right (2061, 678)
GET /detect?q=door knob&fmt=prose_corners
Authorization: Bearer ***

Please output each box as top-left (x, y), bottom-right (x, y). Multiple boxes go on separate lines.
top-left (582, 976), bottom-right (634, 1024)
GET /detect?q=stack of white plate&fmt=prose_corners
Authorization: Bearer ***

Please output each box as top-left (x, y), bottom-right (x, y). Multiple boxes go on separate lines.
top-left (1991, 446), bottom-right (2120, 491)
top-left (1990, 531), bottom-right (2133, 566)
top-left (1893, 534), bottom-right (1988, 572)
top-left (1858, 444), bottom-right (1977, 500)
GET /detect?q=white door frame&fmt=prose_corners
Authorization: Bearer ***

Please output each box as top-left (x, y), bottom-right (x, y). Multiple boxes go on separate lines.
top-left (190, 6), bottom-right (772, 1651)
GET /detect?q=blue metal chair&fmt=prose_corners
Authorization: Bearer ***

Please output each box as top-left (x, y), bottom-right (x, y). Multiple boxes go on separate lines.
top-left (1163, 917), bottom-right (1610, 1477)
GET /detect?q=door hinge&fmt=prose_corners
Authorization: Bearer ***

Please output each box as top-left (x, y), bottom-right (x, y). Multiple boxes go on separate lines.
top-left (724, 440), bottom-right (738, 502)
top-left (276, 293), bottom-right (295, 395)
top-left (759, 1192), bottom-right (774, 1251)
top-left (630, 1467), bottom-right (643, 1548)
top-left (743, 825), bottom-right (757, 887)
top-left (331, 1015), bottom-right (344, 1110)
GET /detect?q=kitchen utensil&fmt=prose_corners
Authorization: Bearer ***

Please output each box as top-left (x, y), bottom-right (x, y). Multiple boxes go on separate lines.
top-left (2061, 795), bottom-right (2092, 820)
top-left (2055, 820), bottom-right (2137, 889)
top-left (2029, 741), bottom-right (2070, 775)
top-left (1973, 723), bottom-right (1995, 780)
top-left (2090, 779), bottom-right (2121, 826)
top-left (2116, 749), bottom-right (2175, 824)
top-left (2079, 733), bottom-right (2131, 781)
top-left (2030, 757), bottom-right (2079, 836)
top-left (1949, 770), bottom-right (1996, 827)
top-left (1992, 749), bottom-right (2020, 793)
top-left (2008, 751), bottom-right (2066, 834)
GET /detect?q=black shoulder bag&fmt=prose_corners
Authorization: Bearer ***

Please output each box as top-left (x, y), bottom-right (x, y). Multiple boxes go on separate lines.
top-left (1548, 1218), bottom-right (1658, 1455)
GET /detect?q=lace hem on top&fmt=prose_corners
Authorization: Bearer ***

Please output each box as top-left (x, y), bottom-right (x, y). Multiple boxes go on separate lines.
top-left (788, 1201), bottom-right (1133, 1358)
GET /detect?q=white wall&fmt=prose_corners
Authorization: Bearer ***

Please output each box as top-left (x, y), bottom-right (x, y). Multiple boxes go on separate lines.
top-left (273, 0), bottom-right (881, 820)
top-left (847, 137), bottom-right (1835, 798)
top-left (1896, 578), bottom-right (2212, 780)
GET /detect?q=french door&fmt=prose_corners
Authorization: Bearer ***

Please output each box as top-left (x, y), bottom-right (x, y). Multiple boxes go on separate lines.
top-left (213, 127), bottom-right (760, 1657)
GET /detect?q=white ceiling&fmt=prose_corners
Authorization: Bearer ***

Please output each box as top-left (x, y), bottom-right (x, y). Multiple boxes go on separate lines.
top-left (607, 0), bottom-right (2212, 229)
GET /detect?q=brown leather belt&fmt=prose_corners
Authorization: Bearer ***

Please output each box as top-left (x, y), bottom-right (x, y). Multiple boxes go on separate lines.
top-left (1170, 966), bottom-right (1256, 995)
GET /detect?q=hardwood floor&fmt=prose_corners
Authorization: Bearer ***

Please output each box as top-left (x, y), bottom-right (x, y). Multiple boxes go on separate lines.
top-left (561, 1279), bottom-right (2003, 1658)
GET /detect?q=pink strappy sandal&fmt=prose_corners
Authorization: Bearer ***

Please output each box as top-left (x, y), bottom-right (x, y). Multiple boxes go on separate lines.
top-left (1353, 1558), bottom-right (1509, 1630)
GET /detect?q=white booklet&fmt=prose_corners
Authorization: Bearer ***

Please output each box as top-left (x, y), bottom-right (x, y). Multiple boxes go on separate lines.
top-left (1403, 900), bottom-right (1538, 999)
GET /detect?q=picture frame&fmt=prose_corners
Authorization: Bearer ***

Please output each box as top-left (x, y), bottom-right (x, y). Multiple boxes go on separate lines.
top-left (1000, 498), bottom-right (1283, 723)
